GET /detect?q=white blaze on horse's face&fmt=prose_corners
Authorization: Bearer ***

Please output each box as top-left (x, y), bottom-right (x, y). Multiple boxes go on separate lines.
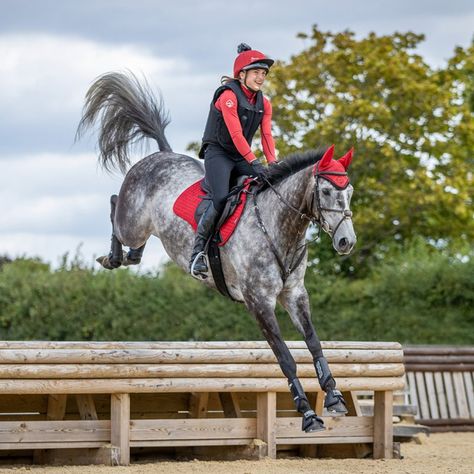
top-left (317, 179), bottom-right (356, 255)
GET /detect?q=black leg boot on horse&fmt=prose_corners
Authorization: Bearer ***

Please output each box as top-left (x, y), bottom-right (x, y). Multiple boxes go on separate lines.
top-left (189, 201), bottom-right (219, 279)
top-left (96, 195), bottom-right (125, 270)
top-left (315, 356), bottom-right (348, 415)
top-left (97, 195), bottom-right (147, 270)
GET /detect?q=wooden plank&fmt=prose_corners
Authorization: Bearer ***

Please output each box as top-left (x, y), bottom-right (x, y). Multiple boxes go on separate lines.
top-left (404, 355), bottom-right (474, 365)
top-left (276, 415), bottom-right (373, 439)
top-left (277, 435), bottom-right (373, 445)
top-left (111, 394), bottom-right (130, 466)
top-left (443, 372), bottom-right (458, 419)
top-left (0, 442), bottom-right (106, 450)
top-left (453, 372), bottom-right (470, 418)
top-left (0, 363), bottom-right (405, 378)
top-left (403, 345), bottom-right (474, 356)
top-left (0, 341), bottom-right (403, 350)
top-left (463, 372), bottom-right (474, 418)
top-left (0, 377), bottom-right (406, 394)
top-left (373, 391), bottom-right (393, 459)
top-left (415, 372), bottom-right (430, 420)
top-left (75, 395), bottom-right (98, 420)
top-left (0, 349), bottom-right (404, 364)
top-left (403, 364), bottom-right (474, 372)
top-left (130, 439), bottom-right (253, 448)
top-left (406, 372), bottom-right (419, 419)
top-left (130, 417), bottom-right (256, 441)
top-left (257, 392), bottom-right (276, 459)
top-left (434, 372), bottom-right (449, 419)
top-left (424, 372), bottom-right (439, 419)
top-left (46, 394), bottom-right (67, 421)
top-left (0, 420), bottom-right (110, 443)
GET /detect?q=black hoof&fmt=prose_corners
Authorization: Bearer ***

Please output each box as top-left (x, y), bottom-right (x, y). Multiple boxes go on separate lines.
top-left (325, 400), bottom-right (348, 416)
top-left (302, 410), bottom-right (325, 433)
top-left (324, 389), bottom-right (348, 416)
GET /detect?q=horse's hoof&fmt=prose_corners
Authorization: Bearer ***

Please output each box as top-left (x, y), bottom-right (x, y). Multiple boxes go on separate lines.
top-left (325, 400), bottom-right (348, 416)
top-left (96, 254), bottom-right (123, 270)
top-left (324, 389), bottom-right (348, 416)
top-left (302, 410), bottom-right (325, 433)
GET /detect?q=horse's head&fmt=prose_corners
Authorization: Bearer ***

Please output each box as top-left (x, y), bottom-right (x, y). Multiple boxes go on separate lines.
top-left (311, 145), bottom-right (356, 255)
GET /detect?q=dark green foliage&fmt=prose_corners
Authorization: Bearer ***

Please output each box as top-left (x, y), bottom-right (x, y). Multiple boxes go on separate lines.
top-left (0, 241), bottom-right (471, 344)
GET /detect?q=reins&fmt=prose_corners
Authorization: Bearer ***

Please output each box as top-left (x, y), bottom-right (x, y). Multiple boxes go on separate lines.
top-left (251, 170), bottom-right (352, 281)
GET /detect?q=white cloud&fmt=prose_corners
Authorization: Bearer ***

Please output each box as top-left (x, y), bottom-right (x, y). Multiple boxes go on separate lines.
top-left (0, 32), bottom-right (215, 153)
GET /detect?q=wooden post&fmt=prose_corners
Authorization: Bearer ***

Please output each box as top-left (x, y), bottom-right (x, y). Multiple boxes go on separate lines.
top-left (373, 390), bottom-right (393, 459)
top-left (46, 394), bottom-right (67, 420)
top-left (111, 393), bottom-right (130, 465)
top-left (256, 392), bottom-right (276, 459)
top-left (76, 395), bottom-right (98, 420)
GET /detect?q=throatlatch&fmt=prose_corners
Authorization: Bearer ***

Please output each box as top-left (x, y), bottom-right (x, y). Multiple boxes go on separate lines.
top-left (315, 357), bottom-right (348, 415)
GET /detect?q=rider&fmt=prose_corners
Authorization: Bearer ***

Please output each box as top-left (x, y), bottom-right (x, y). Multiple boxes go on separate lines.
top-left (189, 43), bottom-right (277, 278)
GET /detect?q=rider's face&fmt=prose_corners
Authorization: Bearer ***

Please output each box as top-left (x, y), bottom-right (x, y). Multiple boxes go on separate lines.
top-left (240, 68), bottom-right (267, 91)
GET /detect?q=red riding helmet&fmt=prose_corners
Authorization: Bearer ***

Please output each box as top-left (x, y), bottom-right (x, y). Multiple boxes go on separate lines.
top-left (233, 43), bottom-right (274, 78)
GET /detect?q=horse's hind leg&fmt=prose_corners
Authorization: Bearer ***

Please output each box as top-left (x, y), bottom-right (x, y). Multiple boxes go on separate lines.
top-left (246, 297), bottom-right (324, 432)
top-left (279, 286), bottom-right (348, 416)
top-left (96, 195), bottom-right (125, 270)
top-left (122, 243), bottom-right (146, 266)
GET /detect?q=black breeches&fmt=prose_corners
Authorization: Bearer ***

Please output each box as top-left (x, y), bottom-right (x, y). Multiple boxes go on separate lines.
top-left (203, 145), bottom-right (254, 213)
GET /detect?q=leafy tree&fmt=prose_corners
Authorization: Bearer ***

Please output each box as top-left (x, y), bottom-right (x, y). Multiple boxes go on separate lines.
top-left (268, 27), bottom-right (473, 275)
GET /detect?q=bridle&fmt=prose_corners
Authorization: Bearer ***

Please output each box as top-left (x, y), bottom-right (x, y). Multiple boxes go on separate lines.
top-left (252, 170), bottom-right (353, 281)
top-left (311, 170), bottom-right (353, 241)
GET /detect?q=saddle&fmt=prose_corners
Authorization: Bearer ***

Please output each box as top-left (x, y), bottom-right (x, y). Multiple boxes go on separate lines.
top-left (173, 176), bottom-right (254, 246)
top-left (173, 176), bottom-right (254, 300)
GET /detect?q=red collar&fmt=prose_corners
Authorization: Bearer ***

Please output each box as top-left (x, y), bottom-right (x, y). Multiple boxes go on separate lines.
top-left (240, 84), bottom-right (257, 103)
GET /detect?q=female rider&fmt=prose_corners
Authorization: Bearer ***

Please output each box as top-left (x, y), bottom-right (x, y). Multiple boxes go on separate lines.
top-left (189, 43), bottom-right (277, 278)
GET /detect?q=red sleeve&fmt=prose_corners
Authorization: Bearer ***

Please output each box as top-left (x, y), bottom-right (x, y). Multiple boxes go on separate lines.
top-left (261, 97), bottom-right (276, 163)
top-left (215, 90), bottom-right (257, 162)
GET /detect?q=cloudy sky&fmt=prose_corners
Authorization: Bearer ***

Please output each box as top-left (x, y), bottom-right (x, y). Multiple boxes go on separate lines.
top-left (1, 0), bottom-right (473, 272)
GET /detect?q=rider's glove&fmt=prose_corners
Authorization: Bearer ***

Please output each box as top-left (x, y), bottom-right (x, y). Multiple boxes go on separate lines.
top-left (250, 160), bottom-right (269, 181)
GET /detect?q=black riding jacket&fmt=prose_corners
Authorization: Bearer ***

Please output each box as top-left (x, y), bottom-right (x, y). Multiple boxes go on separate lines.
top-left (199, 80), bottom-right (264, 159)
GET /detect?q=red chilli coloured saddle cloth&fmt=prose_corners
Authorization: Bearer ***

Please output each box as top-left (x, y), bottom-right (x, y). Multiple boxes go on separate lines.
top-left (173, 179), bottom-right (252, 246)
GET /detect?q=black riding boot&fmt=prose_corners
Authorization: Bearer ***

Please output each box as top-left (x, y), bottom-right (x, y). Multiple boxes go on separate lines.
top-left (189, 201), bottom-right (219, 278)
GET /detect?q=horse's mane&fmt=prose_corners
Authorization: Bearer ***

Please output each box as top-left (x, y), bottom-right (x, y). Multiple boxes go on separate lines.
top-left (264, 148), bottom-right (326, 186)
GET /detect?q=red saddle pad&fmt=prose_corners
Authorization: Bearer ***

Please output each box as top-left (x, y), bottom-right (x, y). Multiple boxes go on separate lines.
top-left (173, 179), bottom-right (251, 246)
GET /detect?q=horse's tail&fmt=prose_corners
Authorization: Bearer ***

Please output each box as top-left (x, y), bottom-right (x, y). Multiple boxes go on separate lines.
top-left (76, 71), bottom-right (172, 174)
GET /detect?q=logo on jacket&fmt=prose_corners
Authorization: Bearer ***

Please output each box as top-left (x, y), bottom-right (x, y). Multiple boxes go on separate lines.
top-left (225, 99), bottom-right (235, 108)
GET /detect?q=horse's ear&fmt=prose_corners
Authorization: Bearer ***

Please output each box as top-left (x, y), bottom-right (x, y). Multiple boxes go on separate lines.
top-left (338, 148), bottom-right (354, 170)
top-left (319, 145), bottom-right (335, 169)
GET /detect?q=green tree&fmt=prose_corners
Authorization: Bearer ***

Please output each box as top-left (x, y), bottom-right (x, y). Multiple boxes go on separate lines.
top-left (268, 27), bottom-right (473, 275)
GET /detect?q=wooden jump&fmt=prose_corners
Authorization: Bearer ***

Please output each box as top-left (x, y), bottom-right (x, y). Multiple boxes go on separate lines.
top-left (0, 341), bottom-right (405, 465)
top-left (404, 345), bottom-right (474, 431)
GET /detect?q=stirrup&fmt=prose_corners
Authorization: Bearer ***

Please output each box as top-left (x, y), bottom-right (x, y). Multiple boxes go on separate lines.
top-left (190, 251), bottom-right (208, 280)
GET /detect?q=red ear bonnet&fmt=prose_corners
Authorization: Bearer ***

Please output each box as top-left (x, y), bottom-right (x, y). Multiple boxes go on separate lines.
top-left (313, 145), bottom-right (352, 189)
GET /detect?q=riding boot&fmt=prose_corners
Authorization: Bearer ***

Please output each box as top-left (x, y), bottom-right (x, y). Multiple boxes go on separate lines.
top-left (189, 201), bottom-right (219, 277)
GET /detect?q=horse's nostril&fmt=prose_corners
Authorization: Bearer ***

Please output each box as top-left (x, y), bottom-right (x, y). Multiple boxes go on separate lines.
top-left (339, 238), bottom-right (348, 249)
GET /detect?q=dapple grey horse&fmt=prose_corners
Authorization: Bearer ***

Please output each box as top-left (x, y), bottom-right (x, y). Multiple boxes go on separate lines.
top-left (77, 72), bottom-right (357, 432)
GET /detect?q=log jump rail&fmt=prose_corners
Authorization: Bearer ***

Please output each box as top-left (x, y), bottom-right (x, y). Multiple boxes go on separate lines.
top-left (0, 341), bottom-right (405, 465)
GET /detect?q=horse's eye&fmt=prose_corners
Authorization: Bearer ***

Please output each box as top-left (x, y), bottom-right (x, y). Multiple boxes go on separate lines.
top-left (322, 188), bottom-right (331, 196)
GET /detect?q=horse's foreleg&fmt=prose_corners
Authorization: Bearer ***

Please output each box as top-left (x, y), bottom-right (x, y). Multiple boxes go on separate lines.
top-left (246, 298), bottom-right (324, 432)
top-left (279, 286), bottom-right (347, 416)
